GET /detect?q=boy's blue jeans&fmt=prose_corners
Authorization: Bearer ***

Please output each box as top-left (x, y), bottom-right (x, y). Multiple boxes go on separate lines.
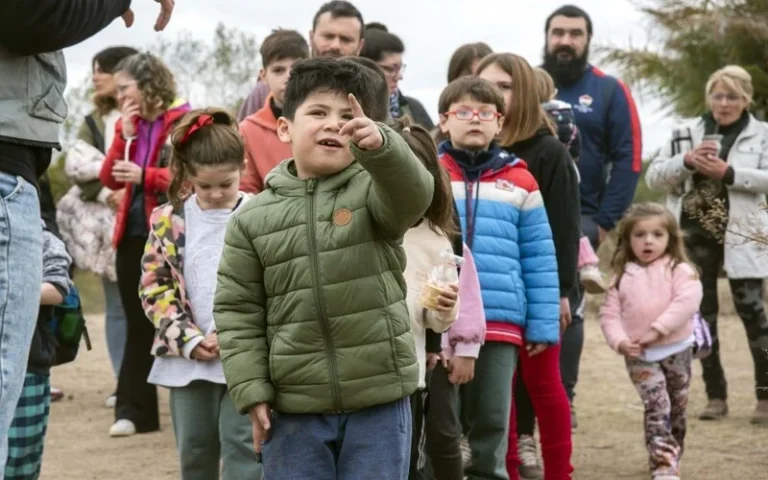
top-left (262, 397), bottom-right (412, 480)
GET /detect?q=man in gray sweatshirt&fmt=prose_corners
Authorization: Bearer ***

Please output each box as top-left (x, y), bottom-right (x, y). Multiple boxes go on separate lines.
top-left (0, 0), bottom-right (174, 468)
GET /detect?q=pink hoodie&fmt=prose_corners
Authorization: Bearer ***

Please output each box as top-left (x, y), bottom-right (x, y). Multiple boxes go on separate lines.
top-left (600, 256), bottom-right (703, 352)
top-left (442, 244), bottom-right (486, 358)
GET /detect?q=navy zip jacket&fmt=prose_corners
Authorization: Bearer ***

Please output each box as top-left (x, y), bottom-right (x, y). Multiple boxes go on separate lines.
top-left (553, 65), bottom-right (642, 231)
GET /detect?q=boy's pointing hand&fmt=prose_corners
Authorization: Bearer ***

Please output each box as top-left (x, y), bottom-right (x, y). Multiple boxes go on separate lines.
top-left (339, 94), bottom-right (383, 151)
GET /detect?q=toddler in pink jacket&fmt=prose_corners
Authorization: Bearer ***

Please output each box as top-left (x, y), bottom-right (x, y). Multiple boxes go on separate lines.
top-left (600, 203), bottom-right (702, 480)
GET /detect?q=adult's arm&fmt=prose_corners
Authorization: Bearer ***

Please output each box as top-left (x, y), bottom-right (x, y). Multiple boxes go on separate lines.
top-left (594, 78), bottom-right (643, 231)
top-left (0, 0), bottom-right (131, 56)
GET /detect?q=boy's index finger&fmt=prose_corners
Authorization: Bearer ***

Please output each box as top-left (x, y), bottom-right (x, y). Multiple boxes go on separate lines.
top-left (348, 93), bottom-right (365, 118)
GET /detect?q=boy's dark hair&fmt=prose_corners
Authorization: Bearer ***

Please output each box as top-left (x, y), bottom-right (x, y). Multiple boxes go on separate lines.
top-left (447, 42), bottom-right (492, 83)
top-left (312, 1), bottom-right (365, 38)
top-left (545, 5), bottom-right (593, 36)
top-left (168, 108), bottom-right (244, 209)
top-left (282, 57), bottom-right (381, 121)
top-left (438, 76), bottom-right (505, 115)
top-left (359, 23), bottom-right (404, 62)
top-left (260, 29), bottom-right (309, 68)
top-left (342, 56), bottom-right (390, 122)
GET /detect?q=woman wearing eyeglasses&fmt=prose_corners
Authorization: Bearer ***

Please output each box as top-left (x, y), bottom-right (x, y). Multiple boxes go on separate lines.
top-left (359, 22), bottom-right (433, 128)
top-left (477, 53), bottom-right (578, 480)
top-left (646, 65), bottom-right (768, 426)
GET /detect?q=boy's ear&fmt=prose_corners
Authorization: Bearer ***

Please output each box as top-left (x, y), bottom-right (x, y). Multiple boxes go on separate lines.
top-left (495, 115), bottom-right (505, 135)
top-left (276, 117), bottom-right (292, 144)
top-left (258, 68), bottom-right (266, 82)
top-left (438, 114), bottom-right (450, 134)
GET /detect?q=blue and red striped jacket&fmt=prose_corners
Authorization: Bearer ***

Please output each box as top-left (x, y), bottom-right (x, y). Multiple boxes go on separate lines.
top-left (438, 142), bottom-right (560, 346)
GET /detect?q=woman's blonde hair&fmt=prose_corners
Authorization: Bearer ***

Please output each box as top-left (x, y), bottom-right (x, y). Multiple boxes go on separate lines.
top-left (705, 65), bottom-right (753, 105)
top-left (475, 53), bottom-right (556, 146)
top-left (611, 202), bottom-right (694, 286)
top-left (533, 67), bottom-right (557, 103)
top-left (114, 53), bottom-right (177, 116)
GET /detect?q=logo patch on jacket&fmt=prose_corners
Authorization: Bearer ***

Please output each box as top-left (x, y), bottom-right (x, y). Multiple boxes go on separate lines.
top-left (333, 208), bottom-right (352, 226)
top-left (576, 94), bottom-right (594, 113)
top-left (495, 179), bottom-right (516, 192)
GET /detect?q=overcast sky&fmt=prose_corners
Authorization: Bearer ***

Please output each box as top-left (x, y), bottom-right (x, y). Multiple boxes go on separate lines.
top-left (63, 0), bottom-right (686, 157)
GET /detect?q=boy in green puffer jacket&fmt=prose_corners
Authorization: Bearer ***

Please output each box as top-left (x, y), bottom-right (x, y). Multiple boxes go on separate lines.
top-left (214, 57), bottom-right (434, 479)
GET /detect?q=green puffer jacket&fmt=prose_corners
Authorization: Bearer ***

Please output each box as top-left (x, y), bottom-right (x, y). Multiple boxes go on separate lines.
top-left (215, 124), bottom-right (434, 415)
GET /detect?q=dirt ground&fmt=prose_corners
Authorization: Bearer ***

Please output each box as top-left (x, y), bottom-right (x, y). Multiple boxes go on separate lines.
top-left (40, 280), bottom-right (768, 479)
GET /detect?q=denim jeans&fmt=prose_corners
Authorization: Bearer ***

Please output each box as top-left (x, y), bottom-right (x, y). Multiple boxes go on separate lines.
top-left (102, 278), bottom-right (126, 377)
top-left (261, 397), bottom-right (412, 480)
top-left (0, 173), bottom-right (43, 472)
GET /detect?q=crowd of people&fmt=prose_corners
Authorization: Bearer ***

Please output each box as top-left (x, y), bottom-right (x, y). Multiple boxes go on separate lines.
top-left (1, 1), bottom-right (768, 480)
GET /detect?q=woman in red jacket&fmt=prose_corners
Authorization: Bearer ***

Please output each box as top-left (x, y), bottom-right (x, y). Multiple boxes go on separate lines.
top-left (99, 52), bottom-right (191, 437)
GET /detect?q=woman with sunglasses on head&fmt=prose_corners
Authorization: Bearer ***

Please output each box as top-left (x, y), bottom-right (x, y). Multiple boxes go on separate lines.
top-left (99, 52), bottom-right (191, 438)
top-left (477, 53), bottom-right (578, 480)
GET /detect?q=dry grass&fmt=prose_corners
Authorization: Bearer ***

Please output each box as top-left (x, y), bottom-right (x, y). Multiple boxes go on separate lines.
top-left (40, 289), bottom-right (768, 479)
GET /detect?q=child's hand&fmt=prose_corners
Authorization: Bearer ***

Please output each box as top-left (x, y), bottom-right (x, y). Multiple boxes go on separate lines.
top-left (448, 356), bottom-right (475, 385)
top-left (636, 329), bottom-right (662, 347)
top-left (526, 343), bottom-right (548, 357)
top-left (426, 352), bottom-right (447, 371)
top-left (204, 332), bottom-right (220, 355)
top-left (338, 94), bottom-right (383, 151)
top-left (249, 403), bottom-right (272, 453)
top-left (618, 340), bottom-right (643, 358)
top-left (191, 336), bottom-right (218, 361)
top-left (435, 284), bottom-right (459, 312)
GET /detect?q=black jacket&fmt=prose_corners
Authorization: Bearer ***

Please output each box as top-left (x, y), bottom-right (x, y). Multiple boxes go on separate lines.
top-left (505, 128), bottom-right (581, 297)
top-left (0, 0), bottom-right (130, 55)
top-left (400, 94), bottom-right (434, 130)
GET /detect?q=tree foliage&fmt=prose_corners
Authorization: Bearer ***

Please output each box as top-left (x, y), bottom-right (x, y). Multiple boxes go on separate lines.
top-left (598, 0), bottom-right (768, 119)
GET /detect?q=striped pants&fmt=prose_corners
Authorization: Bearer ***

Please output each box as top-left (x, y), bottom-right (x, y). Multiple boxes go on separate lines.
top-left (4, 373), bottom-right (51, 480)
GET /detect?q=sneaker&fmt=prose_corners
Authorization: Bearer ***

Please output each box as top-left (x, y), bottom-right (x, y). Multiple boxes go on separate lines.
top-left (105, 394), bottom-right (117, 408)
top-left (580, 265), bottom-right (606, 294)
top-left (653, 475), bottom-right (680, 480)
top-left (50, 387), bottom-right (64, 402)
top-left (699, 399), bottom-right (728, 420)
top-left (750, 400), bottom-right (768, 425)
top-left (109, 419), bottom-right (136, 437)
top-left (517, 435), bottom-right (543, 479)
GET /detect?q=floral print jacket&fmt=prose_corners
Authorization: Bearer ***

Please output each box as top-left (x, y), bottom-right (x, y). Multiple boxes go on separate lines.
top-left (140, 203), bottom-right (198, 357)
top-left (139, 198), bottom-right (251, 357)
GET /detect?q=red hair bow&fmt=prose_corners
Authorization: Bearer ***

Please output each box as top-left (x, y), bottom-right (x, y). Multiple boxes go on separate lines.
top-left (181, 114), bottom-right (214, 144)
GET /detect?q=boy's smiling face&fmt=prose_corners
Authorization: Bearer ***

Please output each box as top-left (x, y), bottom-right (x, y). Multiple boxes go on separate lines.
top-left (439, 96), bottom-right (503, 151)
top-left (277, 90), bottom-right (357, 179)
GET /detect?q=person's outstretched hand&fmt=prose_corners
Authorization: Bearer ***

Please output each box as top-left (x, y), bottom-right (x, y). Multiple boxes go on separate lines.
top-left (339, 94), bottom-right (383, 151)
top-left (122, 0), bottom-right (175, 31)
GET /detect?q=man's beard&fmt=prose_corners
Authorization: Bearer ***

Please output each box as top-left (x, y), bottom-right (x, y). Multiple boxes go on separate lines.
top-left (543, 43), bottom-right (589, 87)
top-left (309, 39), bottom-right (344, 58)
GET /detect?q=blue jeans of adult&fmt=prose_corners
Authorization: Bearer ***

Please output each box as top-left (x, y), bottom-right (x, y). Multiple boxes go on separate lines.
top-left (560, 214), bottom-right (599, 403)
top-left (0, 172), bottom-right (43, 472)
top-left (261, 397), bottom-right (412, 479)
top-left (102, 278), bottom-right (126, 376)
